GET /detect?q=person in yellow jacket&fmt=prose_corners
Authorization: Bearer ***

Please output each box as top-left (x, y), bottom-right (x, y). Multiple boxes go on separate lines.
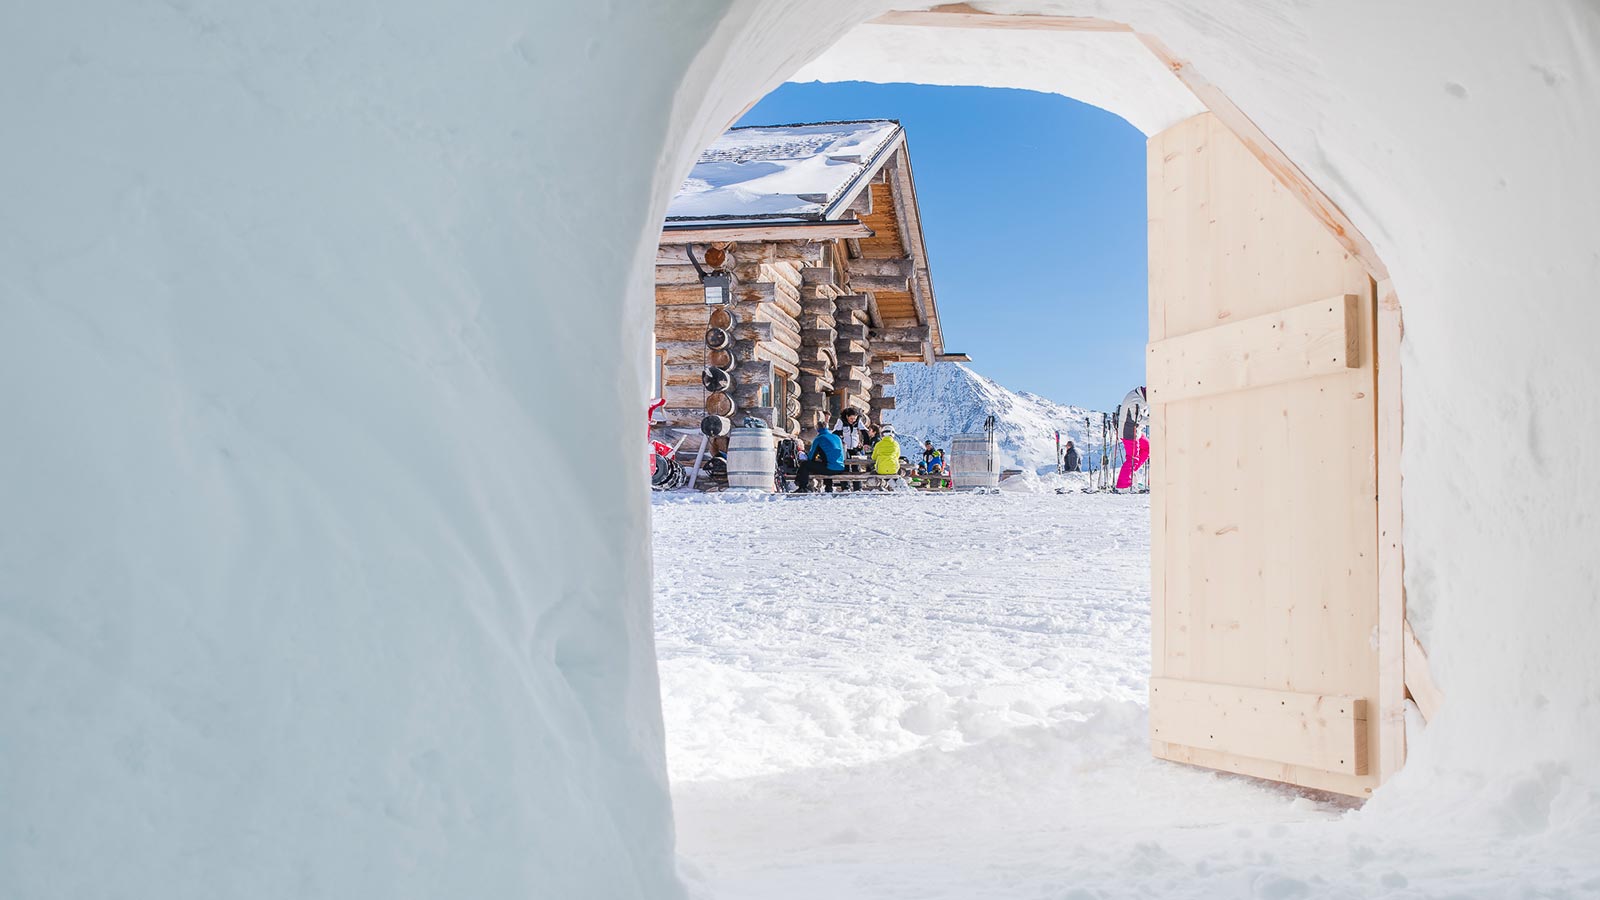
top-left (871, 424), bottom-right (902, 475)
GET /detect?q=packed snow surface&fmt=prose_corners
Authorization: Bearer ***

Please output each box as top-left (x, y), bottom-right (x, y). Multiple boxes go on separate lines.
top-left (654, 488), bottom-right (1600, 898)
top-left (888, 362), bottom-right (1106, 474)
top-left (666, 120), bottom-right (901, 223)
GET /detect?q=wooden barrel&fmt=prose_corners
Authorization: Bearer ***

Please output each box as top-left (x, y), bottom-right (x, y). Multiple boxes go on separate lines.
top-left (726, 426), bottom-right (776, 491)
top-left (950, 432), bottom-right (998, 490)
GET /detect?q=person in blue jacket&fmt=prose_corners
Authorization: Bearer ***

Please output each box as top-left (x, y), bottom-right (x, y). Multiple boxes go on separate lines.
top-left (795, 421), bottom-right (845, 492)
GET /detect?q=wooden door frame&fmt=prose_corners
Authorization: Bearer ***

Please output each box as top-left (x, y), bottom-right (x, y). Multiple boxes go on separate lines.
top-left (868, 3), bottom-right (1422, 789)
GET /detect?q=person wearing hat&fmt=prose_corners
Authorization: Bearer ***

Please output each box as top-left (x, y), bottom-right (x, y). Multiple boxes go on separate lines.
top-left (871, 423), bottom-right (902, 476)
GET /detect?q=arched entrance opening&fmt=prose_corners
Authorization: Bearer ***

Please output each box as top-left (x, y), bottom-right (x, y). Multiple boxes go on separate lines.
top-left (647, 6), bottom-right (1425, 894)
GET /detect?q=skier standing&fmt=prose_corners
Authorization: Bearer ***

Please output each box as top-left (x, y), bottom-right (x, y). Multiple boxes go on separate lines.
top-left (1114, 386), bottom-right (1150, 491)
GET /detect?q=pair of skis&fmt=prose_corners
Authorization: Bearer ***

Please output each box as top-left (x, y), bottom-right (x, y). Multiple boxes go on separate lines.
top-left (1073, 411), bottom-right (1148, 494)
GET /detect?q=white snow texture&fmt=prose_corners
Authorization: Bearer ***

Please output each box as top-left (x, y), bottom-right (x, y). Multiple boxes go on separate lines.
top-left (4, 1), bottom-right (1600, 898)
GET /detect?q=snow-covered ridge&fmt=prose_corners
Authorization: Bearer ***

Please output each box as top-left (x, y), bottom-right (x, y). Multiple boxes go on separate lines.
top-left (886, 362), bottom-right (1109, 474)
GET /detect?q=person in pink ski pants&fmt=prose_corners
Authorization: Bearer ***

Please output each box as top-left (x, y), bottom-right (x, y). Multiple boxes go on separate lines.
top-left (1115, 386), bottom-right (1149, 490)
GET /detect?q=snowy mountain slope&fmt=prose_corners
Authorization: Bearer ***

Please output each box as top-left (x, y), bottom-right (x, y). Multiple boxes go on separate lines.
top-left (885, 362), bottom-right (1113, 474)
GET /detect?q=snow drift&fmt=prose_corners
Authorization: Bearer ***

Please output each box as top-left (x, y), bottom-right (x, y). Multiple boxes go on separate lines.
top-left (3, 0), bottom-right (1599, 897)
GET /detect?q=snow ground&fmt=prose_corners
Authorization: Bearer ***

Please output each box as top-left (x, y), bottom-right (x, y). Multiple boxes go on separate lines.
top-left (653, 484), bottom-right (1599, 900)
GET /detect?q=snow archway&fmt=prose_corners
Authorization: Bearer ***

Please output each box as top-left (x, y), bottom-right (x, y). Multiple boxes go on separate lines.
top-left (4, 2), bottom-right (1598, 898)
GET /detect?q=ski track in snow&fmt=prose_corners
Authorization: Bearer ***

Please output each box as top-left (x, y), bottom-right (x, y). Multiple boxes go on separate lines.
top-left (652, 484), bottom-right (1600, 900)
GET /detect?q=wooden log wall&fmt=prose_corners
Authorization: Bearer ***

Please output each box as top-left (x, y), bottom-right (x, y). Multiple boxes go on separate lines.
top-left (733, 253), bottom-right (803, 436)
top-left (832, 277), bottom-right (875, 423)
top-left (869, 358), bottom-right (895, 419)
top-left (653, 263), bottom-right (717, 427)
top-left (799, 264), bottom-right (840, 432)
top-left (654, 242), bottom-right (813, 439)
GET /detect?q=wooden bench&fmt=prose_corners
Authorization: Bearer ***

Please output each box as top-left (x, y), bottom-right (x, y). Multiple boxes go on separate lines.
top-left (788, 457), bottom-right (909, 493)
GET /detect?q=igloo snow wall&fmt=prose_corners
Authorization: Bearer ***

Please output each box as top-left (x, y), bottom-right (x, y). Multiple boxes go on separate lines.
top-left (2, 0), bottom-right (1598, 897)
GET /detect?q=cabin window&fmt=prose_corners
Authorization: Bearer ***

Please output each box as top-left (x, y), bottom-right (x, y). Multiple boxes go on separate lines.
top-left (756, 380), bottom-right (772, 408)
top-left (653, 348), bottom-right (666, 400)
top-left (773, 372), bottom-right (791, 428)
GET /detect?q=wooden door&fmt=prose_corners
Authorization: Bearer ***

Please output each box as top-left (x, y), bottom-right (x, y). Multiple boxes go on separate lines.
top-left (1146, 113), bottom-right (1402, 798)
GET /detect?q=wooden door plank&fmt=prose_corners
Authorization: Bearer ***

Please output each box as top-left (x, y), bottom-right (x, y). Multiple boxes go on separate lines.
top-left (1150, 677), bottom-right (1368, 775)
top-left (1146, 294), bottom-right (1360, 404)
top-left (1375, 278), bottom-right (1408, 778)
top-left (1147, 112), bottom-right (1384, 798)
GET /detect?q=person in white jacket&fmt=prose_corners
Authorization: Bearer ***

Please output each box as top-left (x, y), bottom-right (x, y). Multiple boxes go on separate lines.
top-left (1114, 386), bottom-right (1149, 490)
top-left (832, 407), bottom-right (870, 457)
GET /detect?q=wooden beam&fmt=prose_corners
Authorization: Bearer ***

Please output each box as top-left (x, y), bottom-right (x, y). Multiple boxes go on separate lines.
top-left (655, 241), bottom-right (825, 267)
top-left (935, 352), bottom-right (972, 363)
top-left (1145, 294), bottom-right (1361, 405)
top-left (835, 293), bottom-right (869, 313)
top-left (800, 327), bottom-right (837, 347)
top-left (871, 324), bottom-right (930, 343)
top-left (1150, 677), bottom-right (1368, 776)
top-left (801, 266), bottom-right (838, 286)
top-left (1375, 278), bottom-right (1407, 779)
top-left (836, 322), bottom-right (869, 344)
top-left (869, 340), bottom-right (926, 357)
top-left (1136, 34), bottom-right (1389, 281)
top-left (869, 5), bottom-right (1133, 32)
top-left (660, 221), bottom-right (873, 244)
top-left (848, 272), bottom-right (910, 293)
top-left (1404, 621), bottom-right (1444, 723)
top-left (844, 183), bottom-right (873, 216)
top-left (848, 256), bottom-right (914, 278)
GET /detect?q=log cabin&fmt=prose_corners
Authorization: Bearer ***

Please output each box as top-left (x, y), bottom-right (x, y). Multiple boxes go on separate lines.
top-left (653, 119), bottom-right (965, 441)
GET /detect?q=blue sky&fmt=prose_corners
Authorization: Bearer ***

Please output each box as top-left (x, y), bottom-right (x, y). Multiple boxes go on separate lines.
top-left (739, 81), bottom-right (1146, 409)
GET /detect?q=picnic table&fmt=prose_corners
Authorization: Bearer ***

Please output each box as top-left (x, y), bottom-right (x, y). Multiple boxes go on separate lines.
top-left (780, 457), bottom-right (955, 493)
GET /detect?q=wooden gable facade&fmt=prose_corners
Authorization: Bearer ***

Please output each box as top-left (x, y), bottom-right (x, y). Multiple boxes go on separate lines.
top-left (652, 120), bottom-right (957, 441)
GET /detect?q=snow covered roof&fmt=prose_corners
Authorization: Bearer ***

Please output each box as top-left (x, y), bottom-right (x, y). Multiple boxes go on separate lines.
top-left (665, 120), bottom-right (903, 226)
